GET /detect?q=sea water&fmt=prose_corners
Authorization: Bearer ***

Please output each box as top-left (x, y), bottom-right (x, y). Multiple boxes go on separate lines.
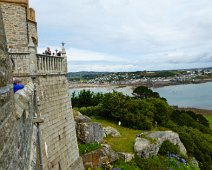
top-left (154, 82), bottom-right (212, 110)
top-left (70, 82), bottom-right (212, 110)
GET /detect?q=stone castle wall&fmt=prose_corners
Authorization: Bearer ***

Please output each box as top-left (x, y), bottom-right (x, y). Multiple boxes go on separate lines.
top-left (0, 5), bottom-right (35, 169)
top-left (0, 1), bottom-right (84, 169)
top-left (36, 75), bottom-right (83, 170)
top-left (0, 2), bottom-right (29, 53)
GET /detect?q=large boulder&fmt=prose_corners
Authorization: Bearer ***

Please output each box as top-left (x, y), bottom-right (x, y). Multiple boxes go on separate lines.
top-left (134, 131), bottom-right (187, 158)
top-left (103, 126), bottom-right (121, 137)
top-left (77, 122), bottom-right (104, 143)
top-left (74, 111), bottom-right (91, 123)
top-left (82, 144), bottom-right (118, 169)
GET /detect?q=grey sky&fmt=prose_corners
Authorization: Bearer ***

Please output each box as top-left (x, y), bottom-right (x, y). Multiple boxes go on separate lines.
top-left (30, 0), bottom-right (212, 72)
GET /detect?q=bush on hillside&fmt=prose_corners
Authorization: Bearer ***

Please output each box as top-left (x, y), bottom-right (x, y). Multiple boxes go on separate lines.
top-left (186, 110), bottom-right (210, 127)
top-left (72, 90), bottom-right (104, 108)
top-left (158, 140), bottom-right (180, 156)
top-left (122, 111), bottom-right (153, 130)
top-left (166, 125), bottom-right (212, 170)
top-left (79, 105), bottom-right (102, 116)
top-left (134, 155), bottom-right (166, 170)
top-left (78, 141), bottom-right (101, 155)
top-left (170, 110), bottom-right (211, 134)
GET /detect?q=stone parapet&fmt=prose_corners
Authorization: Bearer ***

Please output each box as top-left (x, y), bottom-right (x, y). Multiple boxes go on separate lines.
top-left (0, 0), bottom-right (28, 7)
top-left (10, 53), bottom-right (67, 76)
top-left (28, 7), bottom-right (36, 22)
top-left (37, 54), bottom-right (66, 74)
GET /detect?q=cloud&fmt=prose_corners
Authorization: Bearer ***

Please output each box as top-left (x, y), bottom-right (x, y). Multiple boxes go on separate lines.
top-left (167, 51), bottom-right (212, 64)
top-left (31, 0), bottom-right (212, 71)
top-left (69, 63), bottom-right (137, 72)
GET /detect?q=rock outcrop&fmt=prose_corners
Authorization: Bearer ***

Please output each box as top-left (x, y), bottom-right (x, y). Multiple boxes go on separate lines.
top-left (103, 126), bottom-right (121, 137)
top-left (134, 131), bottom-right (187, 158)
top-left (77, 122), bottom-right (104, 143)
top-left (118, 152), bottom-right (134, 162)
top-left (74, 112), bottom-right (104, 143)
top-left (82, 144), bottom-right (118, 169)
top-left (74, 111), bottom-right (91, 123)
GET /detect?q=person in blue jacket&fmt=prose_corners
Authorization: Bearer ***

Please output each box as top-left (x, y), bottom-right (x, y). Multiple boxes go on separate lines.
top-left (13, 79), bottom-right (24, 93)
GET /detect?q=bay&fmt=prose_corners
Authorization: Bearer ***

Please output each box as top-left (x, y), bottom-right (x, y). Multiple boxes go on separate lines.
top-left (154, 82), bottom-right (212, 110)
top-left (70, 86), bottom-right (133, 96)
top-left (70, 82), bottom-right (212, 110)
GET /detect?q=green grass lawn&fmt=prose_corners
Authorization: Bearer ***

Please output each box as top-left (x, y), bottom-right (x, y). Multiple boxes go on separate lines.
top-left (205, 115), bottom-right (212, 130)
top-left (91, 117), bottom-right (141, 153)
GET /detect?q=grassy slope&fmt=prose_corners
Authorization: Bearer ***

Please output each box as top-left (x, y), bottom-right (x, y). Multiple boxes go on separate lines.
top-left (205, 115), bottom-right (212, 130)
top-left (91, 117), bottom-right (141, 153)
top-left (91, 117), bottom-right (200, 170)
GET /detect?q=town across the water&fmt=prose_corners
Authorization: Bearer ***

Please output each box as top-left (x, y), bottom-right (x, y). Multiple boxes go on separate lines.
top-left (68, 67), bottom-right (212, 88)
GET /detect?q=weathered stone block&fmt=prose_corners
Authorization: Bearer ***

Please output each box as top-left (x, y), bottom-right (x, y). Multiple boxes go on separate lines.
top-left (118, 152), bottom-right (135, 163)
top-left (103, 126), bottom-right (121, 137)
top-left (82, 144), bottom-right (118, 169)
top-left (77, 122), bottom-right (104, 144)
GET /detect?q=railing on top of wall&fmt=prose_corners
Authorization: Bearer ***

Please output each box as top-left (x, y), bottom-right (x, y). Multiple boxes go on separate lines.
top-left (9, 53), bottom-right (67, 76)
top-left (36, 54), bottom-right (66, 74)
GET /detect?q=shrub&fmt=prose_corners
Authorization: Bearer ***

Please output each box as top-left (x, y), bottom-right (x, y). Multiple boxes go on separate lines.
top-left (112, 159), bottom-right (140, 170)
top-left (123, 112), bottom-right (153, 130)
top-left (71, 90), bottom-right (104, 108)
top-left (135, 155), bottom-right (166, 170)
top-left (174, 127), bottom-right (212, 170)
top-left (186, 111), bottom-right (210, 127)
top-left (79, 105), bottom-right (102, 116)
top-left (78, 141), bottom-right (101, 155)
top-left (158, 140), bottom-right (180, 156)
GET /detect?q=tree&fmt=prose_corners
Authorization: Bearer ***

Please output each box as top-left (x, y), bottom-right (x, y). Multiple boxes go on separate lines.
top-left (101, 91), bottom-right (127, 118)
top-left (132, 85), bottom-right (160, 99)
top-left (75, 89), bottom-right (94, 107)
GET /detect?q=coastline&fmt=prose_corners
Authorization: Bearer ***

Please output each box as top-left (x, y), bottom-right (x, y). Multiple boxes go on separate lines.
top-left (69, 78), bottom-right (212, 89)
top-left (69, 82), bottom-right (212, 116)
top-left (151, 78), bottom-right (212, 89)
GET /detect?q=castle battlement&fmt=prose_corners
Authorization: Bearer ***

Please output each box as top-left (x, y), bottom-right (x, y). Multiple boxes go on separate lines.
top-left (10, 51), bottom-right (67, 76)
top-left (0, 0), bottom-right (28, 7)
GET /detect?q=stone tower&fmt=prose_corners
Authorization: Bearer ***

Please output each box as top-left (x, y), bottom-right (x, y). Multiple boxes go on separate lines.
top-left (0, 0), bottom-right (84, 169)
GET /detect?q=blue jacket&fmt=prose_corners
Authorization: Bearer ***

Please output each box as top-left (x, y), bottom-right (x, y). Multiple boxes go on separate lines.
top-left (13, 83), bottom-right (24, 93)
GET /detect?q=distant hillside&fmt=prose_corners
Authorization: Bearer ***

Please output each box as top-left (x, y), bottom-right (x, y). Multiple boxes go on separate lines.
top-left (67, 71), bottom-right (111, 81)
top-left (67, 67), bottom-right (212, 83)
